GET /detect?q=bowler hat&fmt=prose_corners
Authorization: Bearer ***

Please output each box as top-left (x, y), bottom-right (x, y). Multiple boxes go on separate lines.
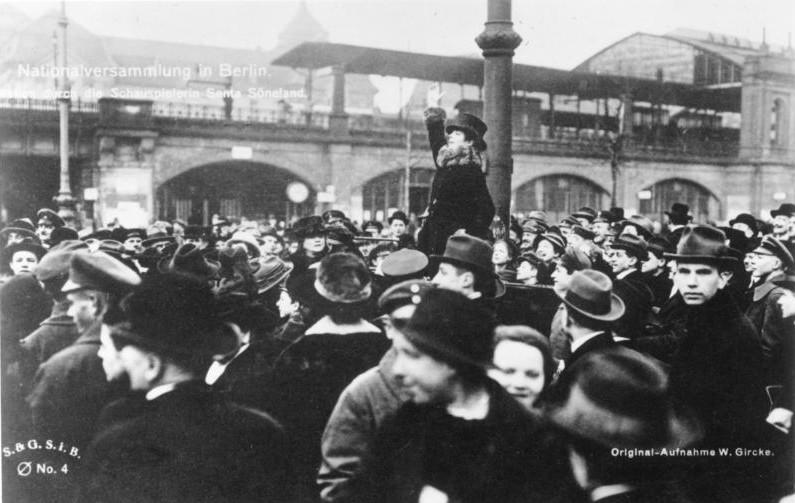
top-left (664, 225), bottom-right (736, 264)
top-left (446, 112), bottom-right (488, 148)
top-left (34, 240), bottom-right (88, 282)
top-left (543, 346), bottom-right (701, 449)
top-left (555, 269), bottom-right (625, 322)
top-left (771, 203), bottom-right (795, 219)
top-left (381, 248), bottom-right (428, 278)
top-left (377, 279), bottom-right (435, 313)
top-left (111, 272), bottom-right (237, 359)
top-left (665, 203), bottom-right (693, 225)
top-left (292, 216), bottom-right (326, 239)
top-left (61, 250), bottom-right (141, 294)
top-left (314, 252), bottom-right (372, 304)
top-left (158, 243), bottom-right (220, 281)
top-left (753, 236), bottom-right (795, 272)
top-left (401, 288), bottom-right (495, 370)
top-left (729, 213), bottom-right (758, 235)
top-left (593, 211), bottom-right (614, 224)
top-left (646, 236), bottom-right (672, 258)
top-left (37, 208), bottom-right (64, 228)
top-left (251, 255), bottom-right (293, 295)
top-left (609, 207), bottom-right (625, 221)
top-left (610, 233), bottom-right (649, 261)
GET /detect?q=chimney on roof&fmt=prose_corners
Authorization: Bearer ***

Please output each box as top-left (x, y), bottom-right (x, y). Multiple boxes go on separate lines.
top-left (761, 27), bottom-right (769, 52)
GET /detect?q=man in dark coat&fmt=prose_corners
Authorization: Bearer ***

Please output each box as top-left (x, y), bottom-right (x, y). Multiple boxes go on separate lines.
top-left (77, 273), bottom-right (293, 503)
top-left (605, 233), bottom-right (654, 342)
top-left (27, 251), bottom-right (140, 449)
top-left (417, 107), bottom-right (494, 256)
top-left (540, 347), bottom-right (700, 503)
top-left (19, 241), bottom-right (87, 384)
top-left (552, 269), bottom-right (625, 379)
top-left (664, 225), bottom-right (770, 503)
top-left (349, 288), bottom-right (577, 503)
top-left (744, 236), bottom-right (795, 388)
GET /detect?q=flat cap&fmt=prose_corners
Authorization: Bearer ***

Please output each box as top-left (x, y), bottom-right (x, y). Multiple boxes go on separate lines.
top-left (754, 236), bottom-right (794, 272)
top-left (377, 278), bottom-right (436, 313)
top-left (381, 248), bottom-right (429, 278)
top-left (35, 240), bottom-right (88, 282)
top-left (62, 250), bottom-right (141, 294)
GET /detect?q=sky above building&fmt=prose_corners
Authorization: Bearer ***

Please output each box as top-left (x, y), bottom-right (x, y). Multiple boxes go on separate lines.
top-left (6, 0), bottom-right (794, 111)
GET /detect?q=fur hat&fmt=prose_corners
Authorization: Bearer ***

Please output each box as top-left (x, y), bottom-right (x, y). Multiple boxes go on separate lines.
top-left (292, 216), bottom-right (327, 239)
top-left (314, 252), bottom-right (372, 304)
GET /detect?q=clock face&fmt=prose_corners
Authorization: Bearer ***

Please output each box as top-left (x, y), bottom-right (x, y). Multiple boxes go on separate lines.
top-left (286, 182), bottom-right (309, 203)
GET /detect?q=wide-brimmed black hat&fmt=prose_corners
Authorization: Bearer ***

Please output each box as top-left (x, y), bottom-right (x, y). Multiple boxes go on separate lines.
top-left (158, 243), bottom-right (220, 281)
top-left (543, 346), bottom-right (701, 449)
top-left (111, 272), bottom-right (238, 359)
top-left (664, 225), bottom-right (736, 265)
top-left (771, 203), bottom-right (795, 219)
top-left (555, 269), bottom-right (625, 322)
top-left (401, 287), bottom-right (495, 370)
top-left (445, 112), bottom-right (488, 150)
top-left (665, 203), bottom-right (693, 225)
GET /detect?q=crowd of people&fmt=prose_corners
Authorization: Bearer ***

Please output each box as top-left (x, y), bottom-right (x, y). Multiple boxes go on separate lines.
top-left (0, 108), bottom-right (793, 503)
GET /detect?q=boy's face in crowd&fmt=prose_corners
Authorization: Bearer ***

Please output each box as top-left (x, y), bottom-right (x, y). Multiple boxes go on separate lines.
top-left (606, 248), bottom-right (635, 274)
top-left (674, 261), bottom-right (727, 305)
top-left (432, 262), bottom-right (471, 295)
top-left (9, 250), bottom-right (37, 275)
top-left (392, 329), bottom-right (456, 405)
top-left (390, 219), bottom-right (407, 237)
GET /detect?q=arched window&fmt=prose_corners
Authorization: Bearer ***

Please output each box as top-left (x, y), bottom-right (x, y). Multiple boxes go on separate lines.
top-left (638, 178), bottom-right (720, 223)
top-left (361, 168), bottom-right (435, 223)
top-left (514, 174), bottom-right (610, 224)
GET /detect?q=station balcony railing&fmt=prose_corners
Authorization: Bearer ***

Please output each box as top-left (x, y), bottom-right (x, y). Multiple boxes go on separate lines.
top-left (0, 97), bottom-right (740, 160)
